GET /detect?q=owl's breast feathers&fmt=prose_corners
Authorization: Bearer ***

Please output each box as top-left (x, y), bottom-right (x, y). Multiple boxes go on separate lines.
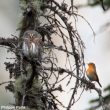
top-left (34, 37), bottom-right (43, 46)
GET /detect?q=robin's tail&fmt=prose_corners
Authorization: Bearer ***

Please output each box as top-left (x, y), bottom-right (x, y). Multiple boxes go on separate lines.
top-left (97, 81), bottom-right (102, 88)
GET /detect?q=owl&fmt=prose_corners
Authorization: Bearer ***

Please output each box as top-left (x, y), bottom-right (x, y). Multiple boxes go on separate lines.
top-left (22, 30), bottom-right (43, 61)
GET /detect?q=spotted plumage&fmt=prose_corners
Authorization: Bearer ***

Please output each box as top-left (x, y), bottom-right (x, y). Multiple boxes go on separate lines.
top-left (22, 30), bottom-right (43, 61)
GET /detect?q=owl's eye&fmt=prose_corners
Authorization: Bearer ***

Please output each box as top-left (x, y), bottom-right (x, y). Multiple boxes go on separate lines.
top-left (32, 34), bottom-right (37, 37)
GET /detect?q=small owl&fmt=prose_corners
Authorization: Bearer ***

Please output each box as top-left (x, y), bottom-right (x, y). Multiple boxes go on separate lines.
top-left (22, 30), bottom-right (43, 61)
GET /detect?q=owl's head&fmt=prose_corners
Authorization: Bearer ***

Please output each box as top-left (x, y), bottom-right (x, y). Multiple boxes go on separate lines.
top-left (23, 30), bottom-right (42, 40)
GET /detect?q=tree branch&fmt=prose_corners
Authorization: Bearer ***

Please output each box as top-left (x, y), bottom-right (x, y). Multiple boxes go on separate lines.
top-left (0, 37), bottom-right (18, 48)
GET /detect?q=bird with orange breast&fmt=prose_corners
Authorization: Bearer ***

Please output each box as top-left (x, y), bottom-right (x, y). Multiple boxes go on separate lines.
top-left (86, 62), bottom-right (102, 87)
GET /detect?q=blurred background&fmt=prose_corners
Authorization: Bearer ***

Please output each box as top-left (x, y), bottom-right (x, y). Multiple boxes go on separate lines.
top-left (0, 0), bottom-right (110, 110)
top-left (0, 0), bottom-right (19, 106)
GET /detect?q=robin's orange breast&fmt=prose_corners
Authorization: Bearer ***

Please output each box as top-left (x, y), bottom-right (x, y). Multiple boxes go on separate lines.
top-left (86, 67), bottom-right (97, 81)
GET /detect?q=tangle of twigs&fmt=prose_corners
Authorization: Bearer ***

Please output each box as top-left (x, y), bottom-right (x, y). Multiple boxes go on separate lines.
top-left (0, 0), bottom-right (104, 110)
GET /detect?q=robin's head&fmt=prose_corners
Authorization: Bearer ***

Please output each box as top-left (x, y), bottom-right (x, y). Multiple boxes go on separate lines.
top-left (88, 62), bottom-right (96, 68)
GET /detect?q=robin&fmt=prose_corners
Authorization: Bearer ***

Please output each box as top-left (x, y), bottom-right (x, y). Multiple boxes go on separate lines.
top-left (86, 62), bottom-right (102, 87)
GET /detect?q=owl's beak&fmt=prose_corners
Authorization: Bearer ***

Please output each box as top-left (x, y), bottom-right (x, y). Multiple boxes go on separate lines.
top-left (30, 34), bottom-right (34, 39)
